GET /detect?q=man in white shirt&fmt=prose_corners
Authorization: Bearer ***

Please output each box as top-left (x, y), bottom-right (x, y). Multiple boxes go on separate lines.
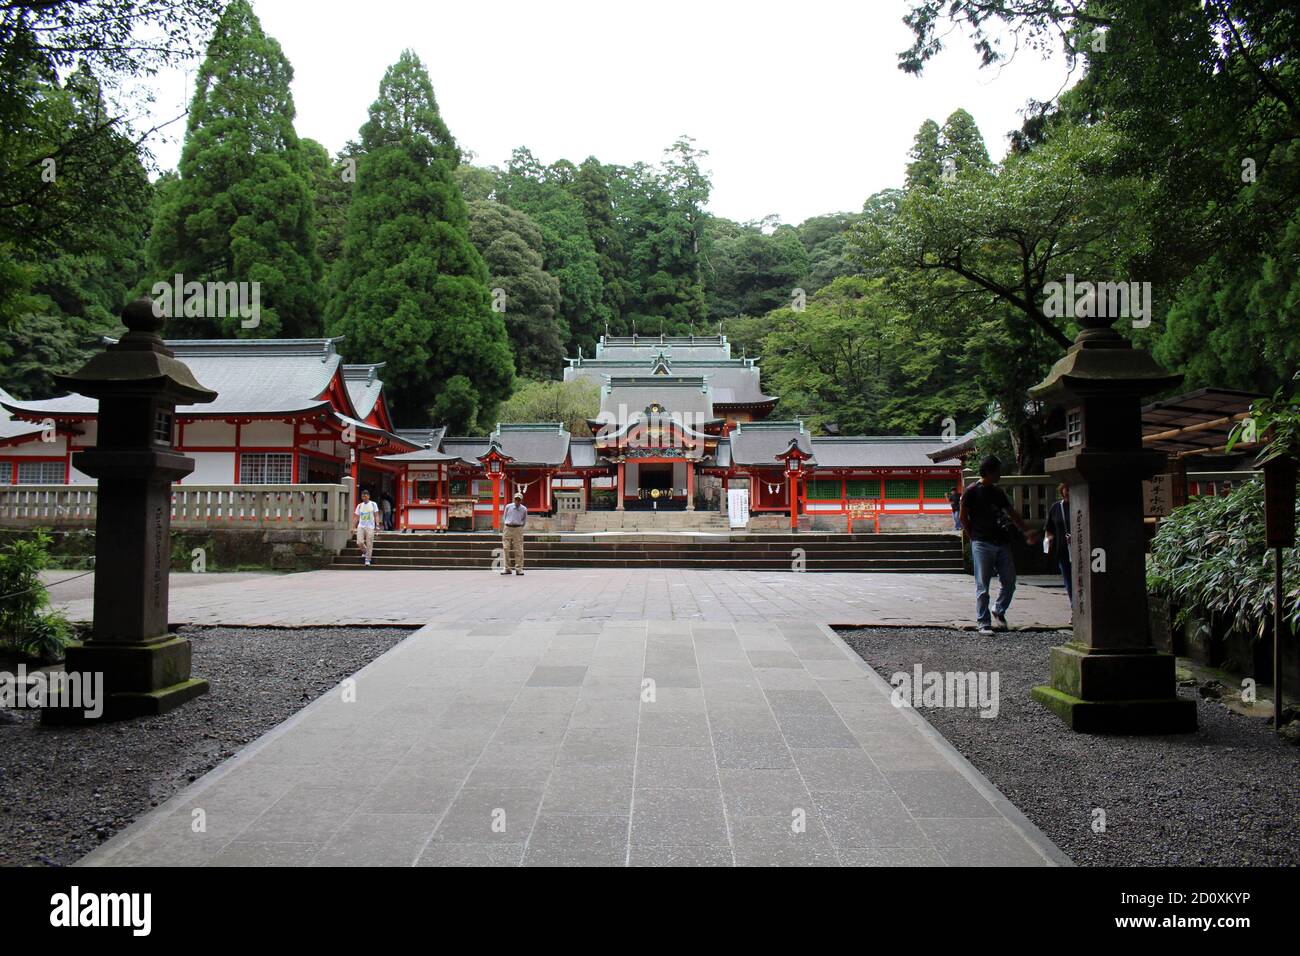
top-left (354, 488), bottom-right (380, 567)
top-left (501, 491), bottom-right (527, 576)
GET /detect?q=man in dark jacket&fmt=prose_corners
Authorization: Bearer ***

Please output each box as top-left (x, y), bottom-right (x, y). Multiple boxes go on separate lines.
top-left (1044, 482), bottom-right (1072, 607)
top-left (960, 456), bottom-right (1037, 635)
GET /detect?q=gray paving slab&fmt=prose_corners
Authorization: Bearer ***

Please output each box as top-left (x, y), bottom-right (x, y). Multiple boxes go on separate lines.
top-left (78, 619), bottom-right (1070, 867)
top-left (47, 568), bottom-right (1071, 628)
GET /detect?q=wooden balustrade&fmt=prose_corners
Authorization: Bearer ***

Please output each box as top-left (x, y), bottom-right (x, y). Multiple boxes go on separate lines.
top-left (0, 484), bottom-right (352, 530)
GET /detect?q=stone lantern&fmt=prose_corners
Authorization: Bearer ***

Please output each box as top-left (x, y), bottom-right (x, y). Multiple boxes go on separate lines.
top-left (775, 437), bottom-right (812, 532)
top-left (44, 297), bottom-right (218, 723)
top-left (1027, 309), bottom-right (1196, 733)
top-left (478, 442), bottom-right (513, 530)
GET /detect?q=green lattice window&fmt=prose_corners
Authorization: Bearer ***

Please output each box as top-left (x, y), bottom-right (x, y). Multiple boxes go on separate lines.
top-left (846, 479), bottom-right (881, 499)
top-left (884, 478), bottom-right (919, 500)
top-left (806, 479), bottom-right (843, 500)
top-left (923, 477), bottom-right (958, 499)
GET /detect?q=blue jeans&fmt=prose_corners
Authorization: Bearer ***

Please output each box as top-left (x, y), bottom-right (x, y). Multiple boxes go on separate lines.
top-left (951, 510), bottom-right (961, 530)
top-left (972, 540), bottom-right (1016, 627)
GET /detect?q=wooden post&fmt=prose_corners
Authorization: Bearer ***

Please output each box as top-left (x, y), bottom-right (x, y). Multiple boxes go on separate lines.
top-left (616, 461), bottom-right (625, 511)
top-left (686, 460), bottom-right (695, 511)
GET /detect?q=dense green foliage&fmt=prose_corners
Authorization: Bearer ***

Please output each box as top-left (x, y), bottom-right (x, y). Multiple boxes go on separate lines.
top-left (0, 0), bottom-right (222, 395)
top-left (497, 379), bottom-right (600, 437)
top-left (147, 0), bottom-right (322, 337)
top-left (0, 531), bottom-right (73, 661)
top-left (890, 0), bottom-right (1300, 465)
top-left (3, 0), bottom-right (1297, 453)
top-left (466, 199), bottom-right (564, 379)
top-left (1148, 480), bottom-right (1300, 638)
top-left (324, 50), bottom-right (513, 426)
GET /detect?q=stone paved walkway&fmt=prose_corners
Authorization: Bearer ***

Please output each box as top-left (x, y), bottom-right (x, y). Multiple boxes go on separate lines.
top-left (80, 619), bottom-right (1069, 867)
top-left (48, 568), bottom-right (1071, 628)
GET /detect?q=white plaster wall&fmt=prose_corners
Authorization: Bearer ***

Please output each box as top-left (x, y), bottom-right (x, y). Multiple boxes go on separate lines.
top-left (181, 420), bottom-right (235, 447)
top-left (240, 420), bottom-right (294, 447)
top-left (182, 451), bottom-right (235, 484)
top-left (8, 434), bottom-right (66, 456)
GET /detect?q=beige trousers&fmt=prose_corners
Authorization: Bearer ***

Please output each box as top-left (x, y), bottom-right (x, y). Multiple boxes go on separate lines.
top-left (502, 525), bottom-right (525, 571)
top-left (357, 525), bottom-right (375, 560)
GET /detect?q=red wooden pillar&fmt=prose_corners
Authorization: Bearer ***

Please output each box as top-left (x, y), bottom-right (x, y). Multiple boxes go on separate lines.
top-left (788, 473), bottom-right (798, 530)
top-left (492, 473), bottom-right (501, 529)
top-left (583, 474), bottom-right (591, 510)
top-left (686, 459), bottom-right (695, 511)
top-left (616, 461), bottom-right (625, 510)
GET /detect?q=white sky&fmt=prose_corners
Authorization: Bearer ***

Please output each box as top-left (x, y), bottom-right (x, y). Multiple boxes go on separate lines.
top-left (141, 0), bottom-right (1074, 225)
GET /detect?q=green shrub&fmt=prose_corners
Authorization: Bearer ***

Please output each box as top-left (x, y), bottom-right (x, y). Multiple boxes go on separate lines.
top-left (0, 530), bottom-right (73, 660)
top-left (1148, 480), bottom-right (1300, 639)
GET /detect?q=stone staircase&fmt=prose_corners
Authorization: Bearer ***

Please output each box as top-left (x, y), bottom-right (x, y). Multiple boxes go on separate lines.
top-left (571, 510), bottom-right (730, 532)
top-left (331, 531), bottom-right (964, 573)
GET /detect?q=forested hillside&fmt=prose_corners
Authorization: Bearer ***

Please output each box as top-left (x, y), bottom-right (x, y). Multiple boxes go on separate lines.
top-left (3, 0), bottom-right (1297, 460)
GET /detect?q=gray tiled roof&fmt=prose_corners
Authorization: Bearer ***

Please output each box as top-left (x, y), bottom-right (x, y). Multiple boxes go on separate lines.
top-left (566, 360), bottom-right (774, 406)
top-left (440, 439), bottom-right (490, 465)
top-left (598, 377), bottom-right (715, 422)
top-left (342, 364), bottom-right (385, 419)
top-left (812, 436), bottom-right (954, 468)
top-left (594, 335), bottom-right (731, 362)
top-left (394, 426), bottom-right (447, 449)
top-left (442, 424), bottom-right (572, 466)
top-left (377, 447), bottom-right (459, 463)
top-left (728, 421), bottom-right (813, 466)
top-left (0, 339), bottom-right (346, 418)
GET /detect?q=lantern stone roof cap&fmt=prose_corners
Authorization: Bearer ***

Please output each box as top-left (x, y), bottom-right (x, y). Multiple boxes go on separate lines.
top-left (1030, 327), bottom-right (1182, 404)
top-left (55, 298), bottom-right (218, 405)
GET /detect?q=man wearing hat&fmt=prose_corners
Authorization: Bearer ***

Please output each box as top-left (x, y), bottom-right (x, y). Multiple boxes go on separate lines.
top-left (501, 491), bottom-right (528, 576)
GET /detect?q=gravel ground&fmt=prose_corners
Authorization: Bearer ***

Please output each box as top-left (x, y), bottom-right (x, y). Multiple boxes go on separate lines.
top-left (0, 626), bottom-right (410, 867)
top-left (838, 627), bottom-right (1300, 867)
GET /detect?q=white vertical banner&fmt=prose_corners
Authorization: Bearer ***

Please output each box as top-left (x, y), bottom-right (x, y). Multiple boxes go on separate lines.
top-left (728, 488), bottom-right (750, 528)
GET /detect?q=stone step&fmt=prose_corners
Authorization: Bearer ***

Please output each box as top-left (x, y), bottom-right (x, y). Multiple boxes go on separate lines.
top-left (331, 530), bottom-right (964, 573)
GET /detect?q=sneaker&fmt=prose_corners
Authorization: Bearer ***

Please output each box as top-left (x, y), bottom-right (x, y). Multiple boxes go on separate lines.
top-left (515, 570), bottom-right (525, 576)
top-left (500, 570), bottom-right (511, 576)
top-left (992, 612), bottom-right (1008, 632)
top-left (977, 625), bottom-right (995, 636)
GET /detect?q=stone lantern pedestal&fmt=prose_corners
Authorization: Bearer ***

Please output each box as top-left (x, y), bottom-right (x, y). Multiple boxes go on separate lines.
top-left (1027, 314), bottom-right (1197, 733)
top-left (43, 298), bottom-right (217, 723)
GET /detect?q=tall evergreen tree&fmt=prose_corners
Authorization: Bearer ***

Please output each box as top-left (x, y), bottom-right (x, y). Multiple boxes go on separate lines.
top-left (466, 199), bottom-right (565, 379)
top-left (147, 0), bottom-right (322, 337)
top-left (325, 50), bottom-right (513, 425)
top-left (569, 157), bottom-right (630, 331)
top-left (496, 148), bottom-right (609, 356)
top-left (939, 109), bottom-right (991, 174)
top-left (905, 118), bottom-right (943, 189)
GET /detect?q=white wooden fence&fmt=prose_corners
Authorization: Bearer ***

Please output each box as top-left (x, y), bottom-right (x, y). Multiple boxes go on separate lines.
top-left (0, 484), bottom-right (352, 530)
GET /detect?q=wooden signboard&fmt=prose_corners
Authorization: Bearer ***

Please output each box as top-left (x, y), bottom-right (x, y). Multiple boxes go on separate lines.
top-left (847, 499), bottom-right (880, 534)
top-left (1142, 473), bottom-right (1174, 518)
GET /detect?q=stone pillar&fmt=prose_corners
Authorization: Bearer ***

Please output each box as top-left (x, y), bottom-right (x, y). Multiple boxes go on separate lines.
top-left (44, 298), bottom-right (217, 723)
top-left (1028, 312), bottom-right (1196, 733)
